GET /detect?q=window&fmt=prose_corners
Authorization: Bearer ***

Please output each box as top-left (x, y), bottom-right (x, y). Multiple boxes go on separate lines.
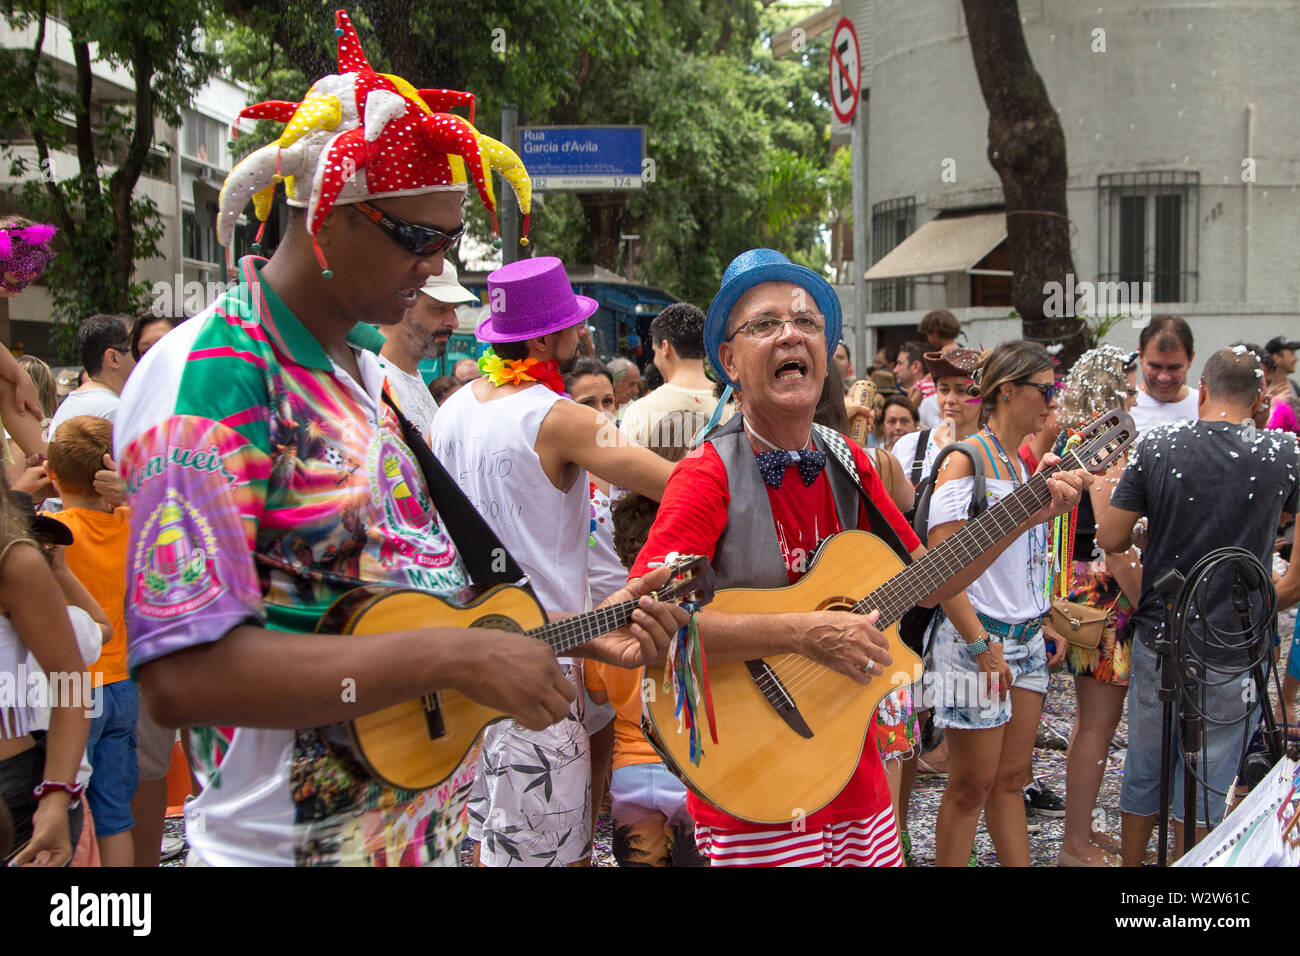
top-left (871, 196), bottom-right (915, 312)
top-left (182, 108), bottom-right (226, 167)
top-left (1098, 171), bottom-right (1198, 303)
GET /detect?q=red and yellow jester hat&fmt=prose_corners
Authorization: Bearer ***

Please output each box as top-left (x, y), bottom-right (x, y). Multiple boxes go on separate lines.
top-left (217, 9), bottom-right (531, 263)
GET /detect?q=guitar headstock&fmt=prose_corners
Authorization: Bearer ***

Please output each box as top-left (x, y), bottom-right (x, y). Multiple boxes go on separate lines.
top-left (651, 555), bottom-right (716, 608)
top-left (1061, 408), bottom-right (1137, 474)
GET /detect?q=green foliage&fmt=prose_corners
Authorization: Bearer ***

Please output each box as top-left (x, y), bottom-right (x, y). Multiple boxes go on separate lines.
top-left (215, 0), bottom-right (841, 307)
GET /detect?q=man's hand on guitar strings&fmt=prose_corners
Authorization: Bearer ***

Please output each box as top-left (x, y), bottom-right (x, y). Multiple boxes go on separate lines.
top-left (797, 609), bottom-right (893, 685)
top-left (581, 565), bottom-right (690, 669)
top-left (454, 630), bottom-right (576, 731)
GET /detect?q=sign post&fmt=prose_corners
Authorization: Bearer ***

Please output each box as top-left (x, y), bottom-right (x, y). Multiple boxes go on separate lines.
top-left (519, 126), bottom-right (646, 192)
top-left (829, 17), bottom-right (861, 126)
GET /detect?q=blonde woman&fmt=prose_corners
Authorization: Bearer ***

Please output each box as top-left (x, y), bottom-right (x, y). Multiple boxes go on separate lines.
top-left (1053, 346), bottom-right (1142, 865)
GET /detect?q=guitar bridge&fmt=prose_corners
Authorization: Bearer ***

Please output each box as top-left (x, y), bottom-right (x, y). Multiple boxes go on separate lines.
top-left (421, 693), bottom-right (446, 740)
top-left (745, 659), bottom-right (813, 739)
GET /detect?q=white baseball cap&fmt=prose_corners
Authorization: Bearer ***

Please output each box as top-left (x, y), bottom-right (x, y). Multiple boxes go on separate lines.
top-left (418, 260), bottom-right (479, 305)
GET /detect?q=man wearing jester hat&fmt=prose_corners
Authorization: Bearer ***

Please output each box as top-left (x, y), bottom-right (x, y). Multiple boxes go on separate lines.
top-left (113, 9), bottom-right (683, 867)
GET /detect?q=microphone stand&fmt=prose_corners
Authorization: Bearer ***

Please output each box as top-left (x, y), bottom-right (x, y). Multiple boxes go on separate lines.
top-left (1153, 568), bottom-right (1185, 868)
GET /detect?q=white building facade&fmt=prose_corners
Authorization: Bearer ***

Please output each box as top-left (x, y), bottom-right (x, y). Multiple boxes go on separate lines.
top-left (828, 0), bottom-right (1300, 374)
top-left (1, 16), bottom-right (250, 362)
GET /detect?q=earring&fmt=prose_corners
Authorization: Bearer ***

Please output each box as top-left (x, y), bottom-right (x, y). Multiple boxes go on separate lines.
top-left (1002, 394), bottom-right (1009, 401)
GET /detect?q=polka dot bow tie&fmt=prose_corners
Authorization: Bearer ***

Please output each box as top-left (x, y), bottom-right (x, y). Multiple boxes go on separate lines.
top-left (756, 448), bottom-right (827, 489)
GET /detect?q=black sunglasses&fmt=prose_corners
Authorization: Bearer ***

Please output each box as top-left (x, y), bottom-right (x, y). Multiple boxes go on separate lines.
top-left (352, 202), bottom-right (465, 257)
top-left (1019, 380), bottom-right (1061, 403)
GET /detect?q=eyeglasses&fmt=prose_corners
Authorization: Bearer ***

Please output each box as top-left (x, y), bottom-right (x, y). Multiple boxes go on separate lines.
top-left (724, 312), bottom-right (826, 342)
top-left (351, 202), bottom-right (465, 257)
top-left (1019, 381), bottom-right (1061, 403)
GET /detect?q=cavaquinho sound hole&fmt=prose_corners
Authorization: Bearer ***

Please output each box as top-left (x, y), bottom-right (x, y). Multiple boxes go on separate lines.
top-left (471, 613), bottom-right (525, 634)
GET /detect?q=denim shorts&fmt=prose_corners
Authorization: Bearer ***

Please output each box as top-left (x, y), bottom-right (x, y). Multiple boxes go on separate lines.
top-left (84, 680), bottom-right (139, 836)
top-left (610, 762), bottom-right (691, 828)
top-left (0, 736), bottom-right (84, 864)
top-left (927, 613), bottom-right (1049, 730)
top-left (1119, 632), bottom-right (1261, 827)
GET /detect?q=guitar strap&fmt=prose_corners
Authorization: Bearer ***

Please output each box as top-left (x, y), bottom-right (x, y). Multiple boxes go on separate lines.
top-left (812, 424), bottom-right (913, 567)
top-left (381, 390), bottom-right (528, 589)
top-left (909, 429), bottom-right (932, 487)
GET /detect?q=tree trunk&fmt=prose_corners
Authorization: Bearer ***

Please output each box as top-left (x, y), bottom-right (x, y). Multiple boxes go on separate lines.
top-left (960, 0), bottom-right (1089, 365)
top-left (107, 38), bottom-right (157, 307)
top-left (71, 38), bottom-right (105, 223)
top-left (576, 193), bottom-right (628, 268)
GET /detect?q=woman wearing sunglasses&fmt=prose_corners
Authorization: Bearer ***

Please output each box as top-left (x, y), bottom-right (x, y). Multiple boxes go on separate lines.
top-left (925, 340), bottom-right (1066, 866)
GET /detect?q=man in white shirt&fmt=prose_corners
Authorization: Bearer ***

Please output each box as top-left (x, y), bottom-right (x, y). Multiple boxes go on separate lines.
top-left (378, 261), bottom-right (478, 445)
top-left (49, 313), bottom-right (134, 433)
top-left (1130, 314), bottom-right (1198, 436)
top-left (621, 303), bottom-right (729, 448)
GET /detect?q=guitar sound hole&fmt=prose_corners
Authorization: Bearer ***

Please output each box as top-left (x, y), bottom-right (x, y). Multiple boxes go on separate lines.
top-left (816, 596), bottom-right (856, 614)
top-left (471, 614), bottom-right (524, 633)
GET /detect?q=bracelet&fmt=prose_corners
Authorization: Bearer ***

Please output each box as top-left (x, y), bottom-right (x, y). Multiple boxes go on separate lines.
top-left (965, 633), bottom-right (990, 657)
top-left (32, 780), bottom-right (85, 806)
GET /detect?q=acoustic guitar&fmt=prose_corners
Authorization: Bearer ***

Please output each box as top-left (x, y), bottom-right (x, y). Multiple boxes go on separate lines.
top-left (643, 409), bottom-right (1135, 824)
top-left (320, 555), bottom-right (714, 792)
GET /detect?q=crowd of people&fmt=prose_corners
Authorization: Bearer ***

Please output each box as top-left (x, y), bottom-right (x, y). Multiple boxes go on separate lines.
top-left (2, 10), bottom-right (1298, 869)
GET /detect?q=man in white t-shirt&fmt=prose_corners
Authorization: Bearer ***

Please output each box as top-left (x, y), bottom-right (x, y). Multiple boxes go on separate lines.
top-left (378, 261), bottom-right (477, 445)
top-left (621, 303), bottom-right (730, 448)
top-left (49, 313), bottom-right (134, 434)
top-left (1130, 314), bottom-right (1198, 436)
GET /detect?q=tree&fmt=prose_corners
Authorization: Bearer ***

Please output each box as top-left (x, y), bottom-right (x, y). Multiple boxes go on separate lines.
top-left (0, 0), bottom-right (218, 358)
top-left (961, 0), bottom-right (1090, 364)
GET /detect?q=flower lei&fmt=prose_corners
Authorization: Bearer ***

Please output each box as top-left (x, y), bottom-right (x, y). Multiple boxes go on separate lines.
top-left (477, 345), bottom-right (568, 395)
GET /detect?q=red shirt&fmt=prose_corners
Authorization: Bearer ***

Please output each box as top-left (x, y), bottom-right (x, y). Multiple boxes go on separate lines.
top-left (631, 437), bottom-right (921, 833)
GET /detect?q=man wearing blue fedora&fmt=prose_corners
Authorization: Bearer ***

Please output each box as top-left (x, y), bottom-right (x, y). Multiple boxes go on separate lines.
top-left (432, 255), bottom-right (678, 866)
top-left (628, 249), bottom-right (1091, 866)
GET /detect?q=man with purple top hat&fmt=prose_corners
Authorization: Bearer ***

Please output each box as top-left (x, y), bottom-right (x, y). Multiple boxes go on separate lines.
top-left (111, 11), bottom-right (684, 867)
top-left (628, 248), bottom-right (1090, 866)
top-left (431, 255), bottom-right (676, 866)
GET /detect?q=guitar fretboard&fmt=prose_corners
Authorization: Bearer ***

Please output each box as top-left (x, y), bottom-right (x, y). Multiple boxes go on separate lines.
top-left (853, 452), bottom-right (1082, 625)
top-left (527, 599), bottom-right (645, 656)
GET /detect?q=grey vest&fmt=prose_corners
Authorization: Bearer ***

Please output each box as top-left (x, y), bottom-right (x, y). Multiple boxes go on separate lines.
top-left (706, 415), bottom-right (865, 590)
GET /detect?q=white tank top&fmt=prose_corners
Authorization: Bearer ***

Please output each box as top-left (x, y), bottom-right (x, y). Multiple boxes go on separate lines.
top-left (431, 383), bottom-right (591, 618)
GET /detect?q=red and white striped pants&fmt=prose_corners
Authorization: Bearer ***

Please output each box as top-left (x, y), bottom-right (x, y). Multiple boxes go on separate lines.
top-left (694, 805), bottom-right (903, 867)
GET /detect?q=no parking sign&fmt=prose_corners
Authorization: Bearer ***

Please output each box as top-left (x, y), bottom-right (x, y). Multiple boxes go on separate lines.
top-left (829, 17), bottom-right (860, 125)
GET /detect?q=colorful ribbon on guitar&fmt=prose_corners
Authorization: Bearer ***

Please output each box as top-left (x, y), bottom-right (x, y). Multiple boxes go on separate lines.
top-left (1046, 432), bottom-right (1084, 602)
top-left (663, 602), bottom-right (717, 765)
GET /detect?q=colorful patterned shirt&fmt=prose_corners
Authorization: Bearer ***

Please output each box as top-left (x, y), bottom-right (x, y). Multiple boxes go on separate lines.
top-left (115, 256), bottom-right (476, 866)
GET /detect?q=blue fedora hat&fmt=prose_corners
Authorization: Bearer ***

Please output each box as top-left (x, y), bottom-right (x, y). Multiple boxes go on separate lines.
top-left (704, 249), bottom-right (842, 388)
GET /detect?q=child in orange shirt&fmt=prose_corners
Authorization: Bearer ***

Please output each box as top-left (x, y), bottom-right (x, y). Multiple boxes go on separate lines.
top-left (45, 415), bottom-right (136, 866)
